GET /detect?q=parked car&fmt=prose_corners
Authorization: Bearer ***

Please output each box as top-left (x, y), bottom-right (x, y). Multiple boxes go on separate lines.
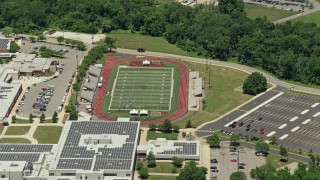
top-left (210, 159), bottom-right (218, 163)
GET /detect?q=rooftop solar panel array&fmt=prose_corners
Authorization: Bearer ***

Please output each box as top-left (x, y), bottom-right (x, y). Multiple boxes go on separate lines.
top-left (0, 153), bottom-right (40, 162)
top-left (57, 159), bottom-right (93, 170)
top-left (64, 122), bottom-right (138, 146)
top-left (56, 121), bottom-right (139, 171)
top-left (94, 159), bottom-right (132, 171)
top-left (158, 142), bottom-right (197, 155)
top-left (60, 147), bottom-right (95, 158)
top-left (0, 39), bottom-right (10, 50)
top-left (0, 144), bottom-right (53, 152)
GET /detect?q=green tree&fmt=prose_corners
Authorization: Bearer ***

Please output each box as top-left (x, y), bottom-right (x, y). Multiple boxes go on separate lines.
top-left (147, 151), bottom-right (156, 168)
top-left (280, 146), bottom-right (288, 161)
top-left (139, 166), bottom-right (149, 179)
top-left (161, 119), bottom-right (172, 133)
top-left (182, 132), bottom-right (186, 138)
top-left (2, 26), bottom-right (13, 37)
top-left (69, 110), bottom-right (78, 120)
top-left (29, 36), bottom-right (36, 43)
top-left (104, 37), bottom-right (117, 51)
top-left (136, 161), bottom-right (143, 171)
top-left (12, 115), bottom-right (16, 123)
top-left (29, 114), bottom-right (33, 123)
top-left (230, 134), bottom-right (240, 146)
top-left (243, 72), bottom-right (267, 95)
top-left (230, 171), bottom-right (247, 180)
top-left (185, 119), bottom-right (192, 128)
top-left (270, 135), bottom-right (277, 145)
top-left (172, 156), bottom-right (183, 168)
top-left (37, 35), bottom-right (46, 42)
top-left (10, 42), bottom-right (20, 53)
top-left (40, 113), bottom-right (46, 123)
top-left (177, 161), bottom-right (207, 180)
top-left (250, 163), bottom-right (276, 180)
top-left (255, 141), bottom-right (269, 154)
top-left (57, 36), bottom-right (65, 44)
top-left (206, 132), bottom-right (221, 148)
top-left (52, 111), bottom-right (58, 123)
top-left (173, 125), bottom-right (180, 133)
top-left (72, 82), bottom-right (81, 92)
top-left (149, 124), bottom-right (157, 131)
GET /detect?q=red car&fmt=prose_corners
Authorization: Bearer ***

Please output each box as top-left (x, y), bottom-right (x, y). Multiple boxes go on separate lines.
top-left (230, 159), bottom-right (237, 162)
top-left (42, 88), bottom-right (48, 90)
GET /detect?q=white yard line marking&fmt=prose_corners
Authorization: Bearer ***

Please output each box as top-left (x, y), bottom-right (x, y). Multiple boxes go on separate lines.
top-left (300, 109), bottom-right (309, 115)
top-left (302, 119), bottom-right (311, 125)
top-left (266, 131), bottom-right (276, 137)
top-left (311, 103), bottom-right (319, 108)
top-left (278, 124), bottom-right (287, 129)
top-left (291, 126), bottom-right (300, 132)
top-left (313, 112), bottom-right (320, 117)
top-left (279, 134), bottom-right (289, 140)
top-left (289, 116), bottom-right (299, 122)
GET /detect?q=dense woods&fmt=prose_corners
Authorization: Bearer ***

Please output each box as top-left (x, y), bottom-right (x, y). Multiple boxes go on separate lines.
top-left (1, 0), bottom-right (320, 85)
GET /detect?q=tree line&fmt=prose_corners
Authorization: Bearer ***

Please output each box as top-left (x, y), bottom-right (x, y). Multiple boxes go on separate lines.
top-left (1, 0), bottom-right (320, 85)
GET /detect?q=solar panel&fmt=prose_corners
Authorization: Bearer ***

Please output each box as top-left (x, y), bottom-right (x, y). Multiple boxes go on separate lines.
top-left (57, 159), bottom-right (92, 170)
top-left (158, 142), bottom-right (197, 155)
top-left (0, 153), bottom-right (40, 162)
top-left (0, 145), bottom-right (53, 152)
top-left (56, 121), bottom-right (139, 171)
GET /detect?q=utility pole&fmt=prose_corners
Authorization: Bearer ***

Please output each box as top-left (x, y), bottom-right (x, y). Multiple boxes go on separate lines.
top-left (209, 58), bottom-right (212, 89)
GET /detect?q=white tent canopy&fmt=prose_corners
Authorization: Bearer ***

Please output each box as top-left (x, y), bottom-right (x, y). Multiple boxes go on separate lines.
top-left (142, 60), bottom-right (151, 66)
top-left (140, 109), bottom-right (148, 115)
top-left (130, 109), bottom-right (139, 115)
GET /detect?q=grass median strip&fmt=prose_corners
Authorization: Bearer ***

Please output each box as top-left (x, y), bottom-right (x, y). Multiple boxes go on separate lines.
top-left (5, 126), bottom-right (31, 135)
top-left (0, 138), bottom-right (31, 144)
top-left (142, 162), bottom-right (180, 173)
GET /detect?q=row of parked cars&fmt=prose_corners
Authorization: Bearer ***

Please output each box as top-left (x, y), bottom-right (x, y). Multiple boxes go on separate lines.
top-left (32, 85), bottom-right (55, 111)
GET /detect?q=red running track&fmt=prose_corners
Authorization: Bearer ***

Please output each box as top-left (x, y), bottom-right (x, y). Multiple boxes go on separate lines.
top-left (93, 54), bottom-right (188, 125)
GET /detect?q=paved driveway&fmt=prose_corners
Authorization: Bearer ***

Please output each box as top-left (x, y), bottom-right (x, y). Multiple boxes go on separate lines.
top-left (16, 41), bottom-right (88, 117)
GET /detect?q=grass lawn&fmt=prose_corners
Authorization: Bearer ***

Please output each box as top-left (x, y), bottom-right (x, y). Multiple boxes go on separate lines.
top-left (173, 111), bottom-right (220, 128)
top-left (244, 4), bottom-right (298, 21)
top-left (0, 127), bottom-right (4, 135)
top-left (0, 138), bottom-right (31, 144)
top-left (5, 126), bottom-right (31, 135)
top-left (266, 153), bottom-right (298, 168)
top-left (291, 11), bottom-right (320, 26)
top-left (106, 30), bottom-right (195, 56)
top-left (142, 162), bottom-right (179, 173)
top-left (12, 118), bottom-right (32, 124)
top-left (148, 176), bottom-right (176, 180)
top-left (44, 71), bottom-right (56, 77)
top-left (147, 130), bottom-right (178, 140)
top-left (33, 126), bottom-right (63, 144)
top-left (184, 61), bottom-right (251, 113)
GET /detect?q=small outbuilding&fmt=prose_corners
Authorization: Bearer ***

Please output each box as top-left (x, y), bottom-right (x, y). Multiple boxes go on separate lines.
top-left (142, 60), bottom-right (151, 66)
top-left (140, 109), bottom-right (148, 116)
top-left (130, 109), bottom-right (139, 116)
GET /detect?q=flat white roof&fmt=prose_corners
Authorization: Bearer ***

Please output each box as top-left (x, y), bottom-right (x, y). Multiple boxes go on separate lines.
top-left (0, 82), bottom-right (21, 120)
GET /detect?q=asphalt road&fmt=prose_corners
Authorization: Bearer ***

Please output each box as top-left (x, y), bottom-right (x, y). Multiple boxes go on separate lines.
top-left (116, 48), bottom-right (320, 95)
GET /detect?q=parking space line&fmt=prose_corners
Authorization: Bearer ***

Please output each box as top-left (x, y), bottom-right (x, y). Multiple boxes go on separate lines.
top-left (302, 119), bottom-right (311, 125)
top-left (313, 112), bottom-right (320, 117)
top-left (278, 124), bottom-right (287, 129)
top-left (289, 116), bottom-right (299, 122)
top-left (291, 126), bottom-right (300, 132)
top-left (279, 134), bottom-right (289, 140)
top-left (224, 92), bottom-right (284, 127)
top-left (311, 103), bottom-right (319, 108)
top-left (300, 109), bottom-right (309, 115)
top-left (266, 131), bottom-right (276, 137)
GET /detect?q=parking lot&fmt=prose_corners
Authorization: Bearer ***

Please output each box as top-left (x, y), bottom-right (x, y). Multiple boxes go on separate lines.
top-left (197, 87), bottom-right (320, 153)
top-left (243, 0), bottom-right (306, 12)
top-left (210, 142), bottom-right (265, 179)
top-left (15, 40), bottom-right (88, 117)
